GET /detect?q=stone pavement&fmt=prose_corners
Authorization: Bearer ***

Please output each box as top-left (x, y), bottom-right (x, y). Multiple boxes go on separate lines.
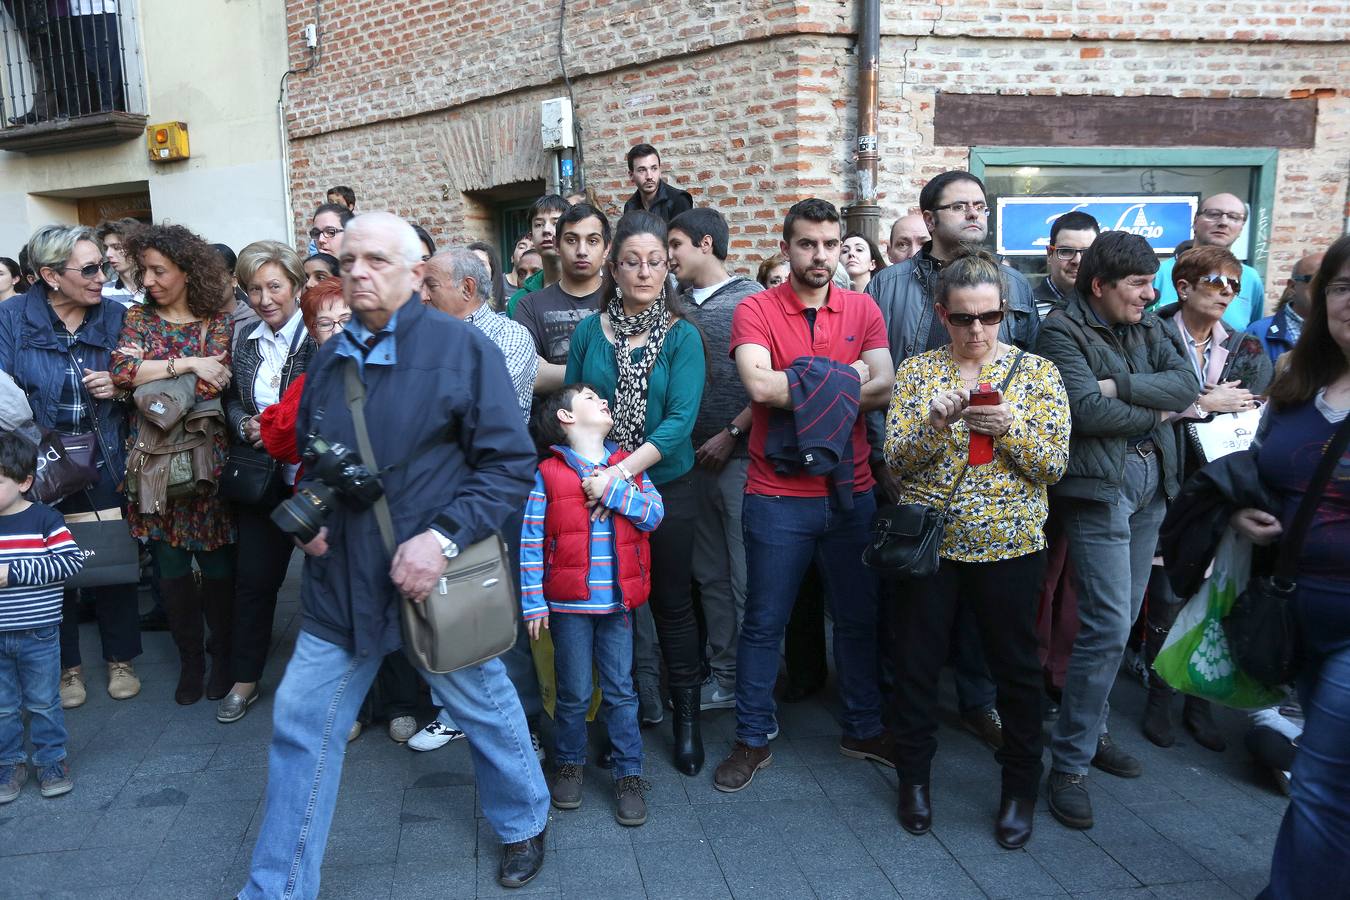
top-left (2, 565), bottom-right (1285, 899)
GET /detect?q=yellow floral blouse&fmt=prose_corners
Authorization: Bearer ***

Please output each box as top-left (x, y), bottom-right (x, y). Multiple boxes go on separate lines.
top-left (884, 346), bottom-right (1071, 563)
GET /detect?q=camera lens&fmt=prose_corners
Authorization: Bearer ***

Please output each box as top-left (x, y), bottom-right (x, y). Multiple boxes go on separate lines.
top-left (270, 484), bottom-right (336, 544)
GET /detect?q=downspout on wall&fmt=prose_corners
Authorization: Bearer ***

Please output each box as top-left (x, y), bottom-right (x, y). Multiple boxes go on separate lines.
top-left (845, 0), bottom-right (881, 244)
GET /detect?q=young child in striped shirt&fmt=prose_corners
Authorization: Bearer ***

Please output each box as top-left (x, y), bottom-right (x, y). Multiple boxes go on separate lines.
top-left (521, 384), bottom-right (663, 827)
top-left (0, 431), bottom-right (85, 803)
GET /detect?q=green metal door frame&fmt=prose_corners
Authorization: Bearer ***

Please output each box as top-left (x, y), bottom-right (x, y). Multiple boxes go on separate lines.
top-left (969, 146), bottom-right (1279, 283)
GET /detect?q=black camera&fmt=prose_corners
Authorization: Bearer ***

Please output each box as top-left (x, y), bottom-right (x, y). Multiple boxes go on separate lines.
top-left (270, 434), bottom-right (384, 543)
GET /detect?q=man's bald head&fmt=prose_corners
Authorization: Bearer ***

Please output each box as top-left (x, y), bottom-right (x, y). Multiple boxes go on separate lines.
top-left (1283, 251), bottom-right (1325, 317)
top-left (1193, 193), bottom-right (1248, 250)
top-left (888, 213), bottom-right (929, 264)
top-left (339, 212), bottom-right (426, 329)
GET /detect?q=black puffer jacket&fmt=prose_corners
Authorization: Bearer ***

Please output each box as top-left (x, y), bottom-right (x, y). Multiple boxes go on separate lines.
top-left (1035, 294), bottom-right (1199, 503)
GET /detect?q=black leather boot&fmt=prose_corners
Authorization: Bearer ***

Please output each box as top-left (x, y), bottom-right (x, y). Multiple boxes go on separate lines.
top-left (669, 686), bottom-right (704, 775)
top-left (201, 577), bottom-right (235, 701)
top-left (1183, 696), bottom-right (1227, 752)
top-left (1142, 621), bottom-right (1175, 748)
top-left (160, 575), bottom-right (205, 705)
top-left (897, 783), bottom-right (932, 835)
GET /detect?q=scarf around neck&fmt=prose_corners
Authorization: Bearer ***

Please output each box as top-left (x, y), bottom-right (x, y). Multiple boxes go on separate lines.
top-left (606, 291), bottom-right (671, 452)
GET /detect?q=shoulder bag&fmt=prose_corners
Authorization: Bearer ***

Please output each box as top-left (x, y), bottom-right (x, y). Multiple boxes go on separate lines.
top-left (864, 350), bottom-right (1024, 578)
top-left (1222, 411), bottom-right (1350, 687)
top-left (219, 324), bottom-right (306, 506)
top-left (343, 358), bottom-right (518, 674)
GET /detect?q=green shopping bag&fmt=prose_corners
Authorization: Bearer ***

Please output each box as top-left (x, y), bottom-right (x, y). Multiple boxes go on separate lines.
top-left (1153, 530), bottom-right (1285, 710)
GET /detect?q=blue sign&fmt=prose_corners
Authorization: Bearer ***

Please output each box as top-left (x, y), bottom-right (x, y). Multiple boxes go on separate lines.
top-left (995, 195), bottom-right (1198, 256)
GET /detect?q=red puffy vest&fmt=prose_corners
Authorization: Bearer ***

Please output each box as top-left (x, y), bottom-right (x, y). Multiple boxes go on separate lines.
top-left (538, 447), bottom-right (651, 610)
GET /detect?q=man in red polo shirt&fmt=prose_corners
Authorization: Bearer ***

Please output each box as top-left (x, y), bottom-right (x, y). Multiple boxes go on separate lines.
top-left (714, 198), bottom-right (895, 793)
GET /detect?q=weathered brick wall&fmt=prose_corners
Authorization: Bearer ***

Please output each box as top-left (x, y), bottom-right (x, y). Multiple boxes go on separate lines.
top-left (284, 0), bottom-right (1350, 290)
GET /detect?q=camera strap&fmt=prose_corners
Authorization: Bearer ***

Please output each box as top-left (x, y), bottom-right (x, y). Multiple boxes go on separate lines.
top-left (343, 358), bottom-right (398, 556)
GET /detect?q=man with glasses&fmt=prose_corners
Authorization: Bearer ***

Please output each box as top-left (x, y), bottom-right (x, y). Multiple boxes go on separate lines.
top-left (309, 202), bottom-right (353, 258)
top-left (1038, 212), bottom-right (1099, 319)
top-left (867, 170), bottom-right (1039, 750)
top-left (1247, 252), bottom-right (1324, 363)
top-left (1152, 193), bottom-right (1266, 330)
top-left (1035, 231), bottom-right (1198, 831)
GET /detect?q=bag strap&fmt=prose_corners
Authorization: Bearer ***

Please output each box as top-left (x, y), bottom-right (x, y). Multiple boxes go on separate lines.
top-left (937, 349), bottom-right (1026, 514)
top-left (343, 357), bottom-right (399, 557)
top-left (64, 347), bottom-right (118, 477)
top-left (1274, 411), bottom-right (1350, 580)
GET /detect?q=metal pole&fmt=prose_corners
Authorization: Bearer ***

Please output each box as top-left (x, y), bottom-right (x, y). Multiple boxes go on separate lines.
top-left (845, 0), bottom-right (881, 244)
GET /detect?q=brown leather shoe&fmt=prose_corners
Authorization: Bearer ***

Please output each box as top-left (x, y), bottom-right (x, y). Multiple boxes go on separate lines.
top-left (713, 741), bottom-right (772, 793)
top-left (838, 731), bottom-right (896, 769)
top-left (897, 783), bottom-right (931, 835)
top-left (995, 794), bottom-right (1035, 849)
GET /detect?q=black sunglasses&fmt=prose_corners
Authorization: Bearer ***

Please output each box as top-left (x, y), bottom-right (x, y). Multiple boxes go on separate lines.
top-left (60, 260), bottom-right (115, 280)
top-left (945, 309), bottom-right (1005, 327)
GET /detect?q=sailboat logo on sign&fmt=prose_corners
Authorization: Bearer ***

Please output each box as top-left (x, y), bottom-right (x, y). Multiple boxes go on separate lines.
top-left (1114, 204), bottom-right (1165, 240)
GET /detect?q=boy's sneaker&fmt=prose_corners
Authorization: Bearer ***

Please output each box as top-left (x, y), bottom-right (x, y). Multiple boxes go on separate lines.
top-left (551, 763), bottom-right (583, 810)
top-left (408, 720), bottom-right (465, 752)
top-left (37, 761), bottom-right (73, 798)
top-left (0, 763), bottom-right (28, 804)
top-left (59, 669), bottom-right (85, 709)
top-left (614, 775), bottom-right (649, 826)
top-left (700, 677), bottom-right (736, 711)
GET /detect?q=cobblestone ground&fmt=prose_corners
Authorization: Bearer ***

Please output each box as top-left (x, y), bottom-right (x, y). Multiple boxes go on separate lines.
top-left (2, 566), bottom-right (1284, 899)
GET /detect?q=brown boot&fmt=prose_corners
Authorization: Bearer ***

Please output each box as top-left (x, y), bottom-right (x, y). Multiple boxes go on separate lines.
top-left (201, 576), bottom-right (235, 701)
top-left (159, 575), bottom-right (205, 705)
top-left (713, 741), bottom-right (772, 793)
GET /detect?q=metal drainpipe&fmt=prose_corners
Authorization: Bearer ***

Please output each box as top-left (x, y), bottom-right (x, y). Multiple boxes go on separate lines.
top-left (845, 0), bottom-right (881, 244)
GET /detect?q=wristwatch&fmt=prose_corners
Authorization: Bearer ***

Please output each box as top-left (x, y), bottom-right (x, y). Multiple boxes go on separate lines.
top-left (429, 528), bottom-right (460, 560)
top-left (726, 423), bottom-right (744, 439)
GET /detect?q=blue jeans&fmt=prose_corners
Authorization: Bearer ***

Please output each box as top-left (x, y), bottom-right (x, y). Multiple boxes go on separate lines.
top-left (1262, 581), bottom-right (1350, 898)
top-left (551, 610), bottom-right (643, 779)
top-left (0, 625), bottom-right (67, 768)
top-left (241, 631), bottom-right (549, 900)
top-left (737, 492), bottom-right (883, 747)
top-left (1051, 451), bottom-right (1165, 774)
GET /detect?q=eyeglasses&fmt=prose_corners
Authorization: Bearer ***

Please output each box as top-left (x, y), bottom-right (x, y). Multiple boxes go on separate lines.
top-left (314, 314), bottom-right (351, 334)
top-left (1290, 273), bottom-right (1313, 284)
top-left (616, 258), bottom-right (668, 272)
top-left (309, 226), bottom-right (344, 240)
top-left (932, 201), bottom-right (989, 216)
top-left (1197, 208), bottom-right (1247, 224)
top-left (61, 261), bottom-right (114, 280)
top-left (944, 309), bottom-right (1005, 327)
top-left (1197, 274), bottom-right (1242, 294)
top-left (1048, 245), bottom-right (1088, 260)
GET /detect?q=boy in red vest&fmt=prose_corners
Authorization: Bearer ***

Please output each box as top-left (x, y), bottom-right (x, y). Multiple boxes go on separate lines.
top-left (521, 384), bottom-right (664, 827)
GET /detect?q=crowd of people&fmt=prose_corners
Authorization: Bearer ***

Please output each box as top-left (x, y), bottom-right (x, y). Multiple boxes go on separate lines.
top-left (0, 139), bottom-right (1345, 898)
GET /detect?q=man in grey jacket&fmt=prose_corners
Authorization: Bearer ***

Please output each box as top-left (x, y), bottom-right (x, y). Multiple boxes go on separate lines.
top-left (669, 208), bottom-right (761, 710)
top-left (1034, 231), bottom-right (1199, 831)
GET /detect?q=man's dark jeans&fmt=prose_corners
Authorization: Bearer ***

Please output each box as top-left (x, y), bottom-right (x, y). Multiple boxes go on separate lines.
top-left (735, 492), bottom-right (883, 747)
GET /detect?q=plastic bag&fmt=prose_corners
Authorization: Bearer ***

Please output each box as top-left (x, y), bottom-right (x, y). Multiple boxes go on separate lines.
top-left (1153, 529), bottom-right (1285, 710)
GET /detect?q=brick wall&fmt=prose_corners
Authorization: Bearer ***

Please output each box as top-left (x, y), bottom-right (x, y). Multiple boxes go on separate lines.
top-left (284, 0), bottom-right (1350, 293)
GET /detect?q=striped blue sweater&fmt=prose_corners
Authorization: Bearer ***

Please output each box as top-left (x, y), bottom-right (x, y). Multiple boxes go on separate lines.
top-left (0, 502), bottom-right (84, 631)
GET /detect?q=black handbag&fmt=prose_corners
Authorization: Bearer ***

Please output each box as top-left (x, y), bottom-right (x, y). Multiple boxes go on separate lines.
top-left (29, 429), bottom-right (100, 505)
top-left (218, 326), bottom-right (304, 505)
top-left (1222, 413), bottom-right (1350, 687)
top-left (863, 350), bottom-right (1025, 579)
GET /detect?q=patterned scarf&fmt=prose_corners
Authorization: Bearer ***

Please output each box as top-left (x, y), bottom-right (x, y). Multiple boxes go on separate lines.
top-left (606, 289), bottom-right (671, 452)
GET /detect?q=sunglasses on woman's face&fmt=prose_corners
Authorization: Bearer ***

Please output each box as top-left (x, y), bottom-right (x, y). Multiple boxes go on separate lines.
top-left (1198, 274), bottom-right (1241, 293)
top-left (61, 260), bottom-right (115, 280)
top-left (945, 309), bottom-right (1005, 327)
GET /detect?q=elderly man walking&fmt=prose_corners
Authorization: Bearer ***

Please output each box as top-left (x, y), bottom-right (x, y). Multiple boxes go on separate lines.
top-left (239, 214), bottom-right (550, 898)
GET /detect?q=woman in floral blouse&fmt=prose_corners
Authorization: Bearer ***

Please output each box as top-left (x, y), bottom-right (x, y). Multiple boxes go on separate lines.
top-left (883, 250), bottom-right (1070, 850)
top-left (111, 224), bottom-right (237, 706)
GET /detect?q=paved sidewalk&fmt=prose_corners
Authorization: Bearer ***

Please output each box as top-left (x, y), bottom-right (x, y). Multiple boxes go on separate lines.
top-left (1, 568), bottom-right (1284, 899)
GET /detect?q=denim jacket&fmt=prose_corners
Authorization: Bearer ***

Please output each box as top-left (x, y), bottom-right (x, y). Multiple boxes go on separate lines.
top-left (0, 282), bottom-right (129, 475)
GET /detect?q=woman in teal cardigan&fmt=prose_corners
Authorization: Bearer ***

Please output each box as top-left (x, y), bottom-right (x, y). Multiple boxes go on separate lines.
top-left (565, 211), bottom-right (707, 775)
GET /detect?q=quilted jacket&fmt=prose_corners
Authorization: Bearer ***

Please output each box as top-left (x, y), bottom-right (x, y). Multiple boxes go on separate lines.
top-left (1035, 295), bottom-right (1199, 503)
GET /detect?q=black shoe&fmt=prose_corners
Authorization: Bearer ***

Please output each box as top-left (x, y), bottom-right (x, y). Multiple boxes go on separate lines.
top-left (1183, 696), bottom-right (1227, 752)
top-left (1091, 733), bottom-right (1142, 778)
top-left (961, 707), bottom-right (1004, 751)
top-left (897, 783), bottom-right (931, 835)
top-left (498, 827), bottom-right (546, 888)
top-left (138, 606), bottom-right (169, 631)
top-left (995, 795), bottom-right (1035, 849)
top-left (669, 686), bottom-right (704, 776)
top-left (1047, 771), bottom-right (1093, 829)
top-left (8, 110), bottom-right (39, 126)
top-left (1142, 684), bottom-right (1176, 748)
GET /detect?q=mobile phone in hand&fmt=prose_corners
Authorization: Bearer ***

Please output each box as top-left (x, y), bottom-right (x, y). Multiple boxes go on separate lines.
top-left (967, 385), bottom-right (1001, 465)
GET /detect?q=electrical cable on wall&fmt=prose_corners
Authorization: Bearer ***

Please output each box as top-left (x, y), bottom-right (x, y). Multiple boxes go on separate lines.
top-left (558, 0), bottom-right (585, 189)
top-left (277, 0), bottom-right (323, 245)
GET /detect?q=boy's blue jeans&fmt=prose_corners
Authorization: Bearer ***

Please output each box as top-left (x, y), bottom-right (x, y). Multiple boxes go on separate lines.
top-left (241, 630), bottom-right (549, 900)
top-left (550, 609), bottom-right (643, 779)
top-left (0, 624), bottom-right (67, 768)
